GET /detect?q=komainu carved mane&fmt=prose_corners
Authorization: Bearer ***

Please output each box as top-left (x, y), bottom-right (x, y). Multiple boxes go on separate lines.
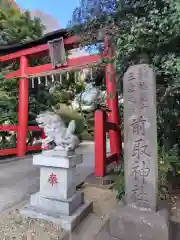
top-left (36, 111), bottom-right (80, 151)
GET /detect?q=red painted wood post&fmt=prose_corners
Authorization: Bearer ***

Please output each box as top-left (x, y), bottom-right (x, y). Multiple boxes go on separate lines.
top-left (94, 110), bottom-right (106, 177)
top-left (104, 38), bottom-right (121, 159)
top-left (17, 56), bottom-right (29, 157)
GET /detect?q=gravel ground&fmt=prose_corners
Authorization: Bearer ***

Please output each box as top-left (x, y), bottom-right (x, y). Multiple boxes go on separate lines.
top-left (83, 184), bottom-right (117, 217)
top-left (0, 205), bottom-right (67, 240)
top-left (0, 185), bottom-right (117, 240)
top-left (2, 184), bottom-right (180, 240)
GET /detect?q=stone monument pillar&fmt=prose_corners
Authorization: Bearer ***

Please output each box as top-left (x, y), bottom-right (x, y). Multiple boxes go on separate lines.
top-left (123, 64), bottom-right (157, 211)
top-left (96, 64), bottom-right (169, 240)
top-left (20, 111), bottom-right (92, 232)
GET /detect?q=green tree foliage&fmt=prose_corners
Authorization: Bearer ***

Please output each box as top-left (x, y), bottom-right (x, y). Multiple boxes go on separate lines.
top-left (0, 0), bottom-right (12, 9)
top-left (70, 0), bottom-right (180, 151)
top-left (0, 5), bottom-right (44, 45)
top-left (0, 74), bottom-right (18, 149)
top-left (0, 3), bottom-right (46, 148)
top-left (0, 74), bottom-right (18, 125)
top-left (49, 71), bottom-right (85, 109)
top-left (70, 0), bottom-right (180, 194)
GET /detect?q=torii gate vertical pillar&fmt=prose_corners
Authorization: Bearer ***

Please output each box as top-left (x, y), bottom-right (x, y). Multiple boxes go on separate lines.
top-left (105, 38), bottom-right (121, 159)
top-left (17, 56), bottom-right (29, 157)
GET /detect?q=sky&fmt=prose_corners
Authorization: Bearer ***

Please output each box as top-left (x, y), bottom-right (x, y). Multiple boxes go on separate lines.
top-left (15, 0), bottom-right (80, 28)
top-left (15, 0), bottom-right (99, 53)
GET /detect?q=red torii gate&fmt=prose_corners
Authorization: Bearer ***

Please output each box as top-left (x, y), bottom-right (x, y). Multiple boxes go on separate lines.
top-left (0, 29), bottom-right (121, 177)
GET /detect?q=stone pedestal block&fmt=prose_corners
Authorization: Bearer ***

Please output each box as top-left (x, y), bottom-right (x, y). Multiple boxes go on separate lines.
top-left (30, 191), bottom-right (83, 216)
top-left (21, 201), bottom-right (92, 232)
top-left (33, 152), bottom-right (83, 200)
top-left (107, 205), bottom-right (169, 240)
top-left (33, 150), bottom-right (83, 168)
top-left (39, 166), bottom-right (76, 199)
top-left (20, 150), bottom-right (92, 232)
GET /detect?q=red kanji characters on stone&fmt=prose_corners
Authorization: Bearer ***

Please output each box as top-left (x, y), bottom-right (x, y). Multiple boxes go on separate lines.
top-left (48, 173), bottom-right (58, 186)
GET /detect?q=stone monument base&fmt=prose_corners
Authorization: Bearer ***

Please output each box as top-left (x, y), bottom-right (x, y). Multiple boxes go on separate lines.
top-left (96, 204), bottom-right (169, 240)
top-left (20, 200), bottom-right (92, 232)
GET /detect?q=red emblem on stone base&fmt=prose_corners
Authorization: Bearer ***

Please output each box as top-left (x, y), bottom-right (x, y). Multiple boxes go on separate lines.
top-left (42, 143), bottom-right (50, 150)
top-left (48, 173), bottom-right (57, 186)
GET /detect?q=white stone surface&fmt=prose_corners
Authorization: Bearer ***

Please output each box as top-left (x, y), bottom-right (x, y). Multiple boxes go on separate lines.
top-left (42, 149), bottom-right (75, 157)
top-left (30, 191), bottom-right (83, 216)
top-left (108, 205), bottom-right (169, 240)
top-left (33, 153), bottom-right (83, 168)
top-left (40, 166), bottom-right (76, 200)
top-left (36, 111), bottom-right (80, 151)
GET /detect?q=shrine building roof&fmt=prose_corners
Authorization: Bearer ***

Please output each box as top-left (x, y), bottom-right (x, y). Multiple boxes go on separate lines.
top-left (0, 28), bottom-right (68, 56)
